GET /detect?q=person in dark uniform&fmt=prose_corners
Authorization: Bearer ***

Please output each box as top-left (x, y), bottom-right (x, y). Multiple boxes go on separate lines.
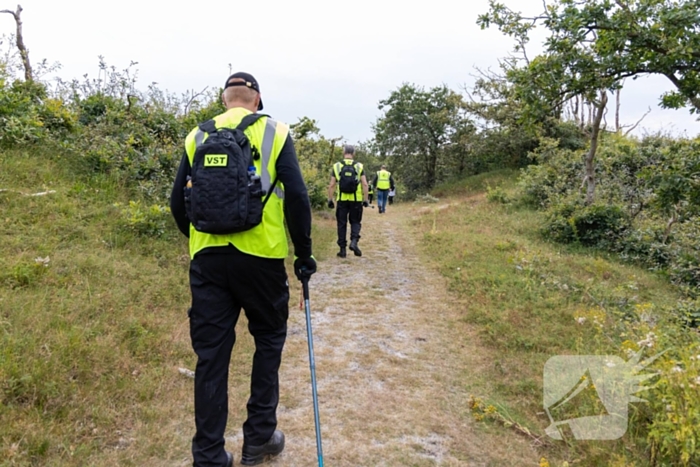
top-left (327, 145), bottom-right (369, 257)
top-left (170, 71), bottom-right (315, 467)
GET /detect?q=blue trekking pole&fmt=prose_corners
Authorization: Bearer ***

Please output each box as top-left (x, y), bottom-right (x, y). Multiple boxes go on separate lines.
top-left (301, 275), bottom-right (324, 467)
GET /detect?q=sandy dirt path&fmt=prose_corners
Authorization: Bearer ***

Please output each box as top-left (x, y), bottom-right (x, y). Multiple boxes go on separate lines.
top-left (224, 202), bottom-right (537, 466)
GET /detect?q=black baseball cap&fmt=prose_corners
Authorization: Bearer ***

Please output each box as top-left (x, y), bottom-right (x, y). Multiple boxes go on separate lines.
top-left (224, 72), bottom-right (263, 110)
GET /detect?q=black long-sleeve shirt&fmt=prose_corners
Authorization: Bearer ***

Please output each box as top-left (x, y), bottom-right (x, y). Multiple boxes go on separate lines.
top-left (170, 133), bottom-right (313, 259)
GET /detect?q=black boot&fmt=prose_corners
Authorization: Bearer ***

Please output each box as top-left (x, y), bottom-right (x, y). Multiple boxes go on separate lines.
top-left (225, 451), bottom-right (233, 467)
top-left (241, 430), bottom-right (285, 465)
top-left (349, 239), bottom-right (362, 257)
top-left (337, 247), bottom-right (346, 258)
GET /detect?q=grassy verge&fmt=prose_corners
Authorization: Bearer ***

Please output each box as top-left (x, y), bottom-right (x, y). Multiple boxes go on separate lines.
top-left (410, 170), bottom-right (697, 466)
top-left (0, 145), bottom-right (338, 466)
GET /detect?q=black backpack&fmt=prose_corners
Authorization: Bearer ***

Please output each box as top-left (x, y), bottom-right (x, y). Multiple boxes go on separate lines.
top-left (337, 162), bottom-right (360, 195)
top-left (184, 114), bottom-right (277, 234)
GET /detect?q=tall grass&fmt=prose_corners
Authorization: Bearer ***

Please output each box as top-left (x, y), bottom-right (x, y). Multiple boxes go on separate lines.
top-left (0, 144), bottom-right (341, 466)
top-left (411, 172), bottom-right (689, 466)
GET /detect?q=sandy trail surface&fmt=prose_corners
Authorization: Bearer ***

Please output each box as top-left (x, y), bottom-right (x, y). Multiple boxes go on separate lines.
top-left (223, 203), bottom-right (537, 466)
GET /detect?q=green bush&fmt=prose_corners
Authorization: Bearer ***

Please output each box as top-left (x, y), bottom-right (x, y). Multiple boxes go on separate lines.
top-left (0, 79), bottom-right (48, 146)
top-left (616, 226), bottom-right (671, 269)
top-left (643, 341), bottom-right (700, 466)
top-left (114, 201), bottom-right (171, 238)
top-left (485, 183), bottom-right (510, 204)
top-left (517, 132), bottom-right (700, 291)
top-left (544, 201), bottom-right (630, 248)
top-left (517, 139), bottom-right (583, 208)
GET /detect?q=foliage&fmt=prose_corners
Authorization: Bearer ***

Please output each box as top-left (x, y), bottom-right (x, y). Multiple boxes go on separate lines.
top-left (464, 58), bottom-right (587, 186)
top-left (479, 0), bottom-right (700, 205)
top-left (517, 137), bottom-right (583, 208)
top-left (485, 183), bottom-right (511, 204)
top-left (544, 200), bottom-right (630, 248)
top-left (113, 201), bottom-right (172, 238)
top-left (479, 0), bottom-right (700, 114)
top-left (373, 83), bottom-right (472, 193)
top-left (414, 170), bottom-right (696, 466)
top-left (291, 117), bottom-right (341, 208)
top-left (519, 132), bottom-right (700, 293)
top-left (289, 117), bottom-right (379, 208)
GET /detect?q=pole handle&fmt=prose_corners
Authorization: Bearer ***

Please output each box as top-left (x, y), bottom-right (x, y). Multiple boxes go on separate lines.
top-left (301, 275), bottom-right (310, 301)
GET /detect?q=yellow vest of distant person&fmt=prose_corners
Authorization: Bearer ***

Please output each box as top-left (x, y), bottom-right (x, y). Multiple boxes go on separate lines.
top-left (185, 107), bottom-right (289, 259)
top-left (333, 160), bottom-right (364, 201)
top-left (376, 169), bottom-right (391, 190)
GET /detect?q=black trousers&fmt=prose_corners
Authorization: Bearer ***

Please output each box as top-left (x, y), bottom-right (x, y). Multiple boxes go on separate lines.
top-left (189, 248), bottom-right (289, 467)
top-left (336, 200), bottom-right (363, 247)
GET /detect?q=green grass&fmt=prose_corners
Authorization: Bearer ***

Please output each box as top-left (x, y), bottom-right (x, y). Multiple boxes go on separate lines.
top-left (430, 168), bottom-right (520, 198)
top-left (2, 144), bottom-right (696, 466)
top-left (0, 144), bottom-right (342, 466)
top-left (411, 171), bottom-right (691, 466)
top-left (0, 148), bottom-right (192, 466)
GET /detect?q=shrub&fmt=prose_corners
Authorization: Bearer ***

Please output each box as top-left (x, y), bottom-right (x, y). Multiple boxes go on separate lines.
top-left (485, 183), bottom-right (510, 204)
top-left (544, 201), bottom-right (630, 248)
top-left (616, 226), bottom-right (671, 270)
top-left (114, 201), bottom-right (171, 238)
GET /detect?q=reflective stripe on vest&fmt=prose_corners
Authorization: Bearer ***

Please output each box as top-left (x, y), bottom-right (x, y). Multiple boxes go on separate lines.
top-left (185, 108), bottom-right (290, 259)
top-left (261, 118), bottom-right (285, 200)
top-left (376, 170), bottom-right (391, 190)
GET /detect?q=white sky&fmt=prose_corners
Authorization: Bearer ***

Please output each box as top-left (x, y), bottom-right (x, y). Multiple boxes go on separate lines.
top-left (4, 0), bottom-right (698, 143)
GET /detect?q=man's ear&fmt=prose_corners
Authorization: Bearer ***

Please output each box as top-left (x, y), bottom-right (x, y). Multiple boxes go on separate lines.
top-left (221, 91), bottom-right (227, 107)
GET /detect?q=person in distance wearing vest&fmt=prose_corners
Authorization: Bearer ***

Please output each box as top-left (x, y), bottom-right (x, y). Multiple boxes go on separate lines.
top-left (372, 164), bottom-right (395, 214)
top-left (368, 183), bottom-right (374, 205)
top-left (327, 145), bottom-right (369, 257)
top-left (170, 72), bottom-right (315, 467)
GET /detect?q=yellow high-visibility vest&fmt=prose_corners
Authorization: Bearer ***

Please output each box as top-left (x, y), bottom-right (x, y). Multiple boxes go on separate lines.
top-left (333, 160), bottom-right (364, 201)
top-left (376, 169), bottom-right (391, 190)
top-left (185, 107), bottom-right (289, 259)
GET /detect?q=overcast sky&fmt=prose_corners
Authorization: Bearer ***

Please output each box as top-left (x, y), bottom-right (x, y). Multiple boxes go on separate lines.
top-left (5, 0), bottom-right (698, 143)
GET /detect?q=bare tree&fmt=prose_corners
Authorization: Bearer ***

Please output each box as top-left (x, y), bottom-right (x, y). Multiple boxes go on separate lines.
top-left (615, 87), bottom-right (621, 133)
top-left (0, 5), bottom-right (32, 81)
top-left (622, 107), bottom-right (652, 136)
top-left (182, 87), bottom-right (209, 115)
top-left (581, 91), bottom-right (608, 205)
top-left (612, 83), bottom-right (651, 136)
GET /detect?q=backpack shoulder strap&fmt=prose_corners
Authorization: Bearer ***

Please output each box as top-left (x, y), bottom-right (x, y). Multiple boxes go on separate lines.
top-left (198, 119), bottom-right (217, 134)
top-left (236, 113), bottom-right (269, 132)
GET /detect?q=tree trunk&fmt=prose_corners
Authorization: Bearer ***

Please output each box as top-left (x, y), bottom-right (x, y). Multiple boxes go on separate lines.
top-left (425, 147), bottom-right (438, 190)
top-left (583, 91), bottom-right (608, 205)
top-left (615, 88), bottom-right (621, 133)
top-left (0, 5), bottom-right (32, 82)
top-left (571, 96), bottom-right (580, 127)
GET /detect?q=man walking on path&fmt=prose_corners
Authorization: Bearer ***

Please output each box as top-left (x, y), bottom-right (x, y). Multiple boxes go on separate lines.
top-left (170, 71), bottom-right (316, 467)
top-left (372, 164), bottom-right (395, 214)
top-left (327, 144), bottom-right (369, 257)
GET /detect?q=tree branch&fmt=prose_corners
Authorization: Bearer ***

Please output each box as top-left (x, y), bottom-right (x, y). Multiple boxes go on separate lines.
top-left (183, 86), bottom-right (208, 115)
top-left (623, 106), bottom-right (652, 136)
top-left (664, 72), bottom-right (700, 111)
top-left (1, 5), bottom-right (32, 81)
